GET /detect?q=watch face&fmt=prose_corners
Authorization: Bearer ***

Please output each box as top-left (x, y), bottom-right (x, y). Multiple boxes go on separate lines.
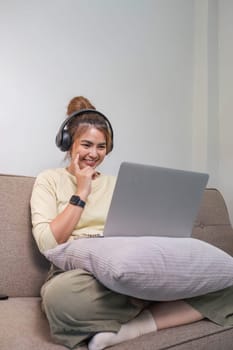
top-left (70, 195), bottom-right (80, 205)
top-left (71, 196), bottom-right (79, 204)
top-left (70, 195), bottom-right (85, 208)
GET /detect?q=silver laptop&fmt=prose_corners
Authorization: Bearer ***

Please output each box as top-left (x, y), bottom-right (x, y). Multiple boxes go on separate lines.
top-left (103, 162), bottom-right (209, 238)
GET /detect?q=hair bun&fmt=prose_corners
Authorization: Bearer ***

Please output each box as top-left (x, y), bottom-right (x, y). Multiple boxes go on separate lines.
top-left (67, 96), bottom-right (96, 115)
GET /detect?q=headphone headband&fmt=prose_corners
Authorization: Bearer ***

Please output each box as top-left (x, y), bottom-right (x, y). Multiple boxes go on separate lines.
top-left (55, 109), bottom-right (114, 152)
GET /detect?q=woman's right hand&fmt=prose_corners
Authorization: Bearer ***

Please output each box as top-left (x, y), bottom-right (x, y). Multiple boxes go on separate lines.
top-left (72, 153), bottom-right (95, 200)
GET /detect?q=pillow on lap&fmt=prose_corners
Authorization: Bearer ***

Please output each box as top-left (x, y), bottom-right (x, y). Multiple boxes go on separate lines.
top-left (44, 236), bottom-right (233, 301)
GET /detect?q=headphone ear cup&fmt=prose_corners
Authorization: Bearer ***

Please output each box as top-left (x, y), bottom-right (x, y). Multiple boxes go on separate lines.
top-left (59, 130), bottom-right (72, 151)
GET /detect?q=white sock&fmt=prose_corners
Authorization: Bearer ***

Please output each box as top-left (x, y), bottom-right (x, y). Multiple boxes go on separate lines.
top-left (88, 310), bottom-right (157, 350)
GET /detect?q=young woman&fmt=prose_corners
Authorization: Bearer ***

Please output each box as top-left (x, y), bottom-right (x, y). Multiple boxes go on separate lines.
top-left (31, 96), bottom-right (233, 350)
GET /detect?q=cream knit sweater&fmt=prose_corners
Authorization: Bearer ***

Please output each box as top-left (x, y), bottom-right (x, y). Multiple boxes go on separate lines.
top-left (30, 168), bottom-right (116, 253)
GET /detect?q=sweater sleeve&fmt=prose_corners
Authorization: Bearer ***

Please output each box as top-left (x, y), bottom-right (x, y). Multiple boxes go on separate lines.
top-left (30, 171), bottom-right (58, 254)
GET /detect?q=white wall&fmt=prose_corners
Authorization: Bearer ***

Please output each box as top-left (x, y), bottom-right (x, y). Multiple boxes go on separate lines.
top-left (192, 0), bottom-right (219, 183)
top-left (0, 0), bottom-right (194, 177)
top-left (192, 0), bottom-right (233, 223)
top-left (218, 0), bottom-right (233, 223)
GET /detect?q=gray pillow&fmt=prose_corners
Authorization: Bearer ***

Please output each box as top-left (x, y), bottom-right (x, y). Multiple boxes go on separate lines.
top-left (44, 236), bottom-right (233, 300)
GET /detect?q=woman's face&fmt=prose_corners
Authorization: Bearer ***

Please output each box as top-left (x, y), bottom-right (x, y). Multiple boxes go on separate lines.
top-left (70, 126), bottom-right (107, 169)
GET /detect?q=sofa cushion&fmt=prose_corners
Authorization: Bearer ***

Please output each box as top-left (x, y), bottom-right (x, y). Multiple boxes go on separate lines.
top-left (0, 297), bottom-right (66, 350)
top-left (112, 320), bottom-right (233, 350)
top-left (193, 188), bottom-right (233, 256)
top-left (0, 298), bottom-right (233, 350)
top-left (0, 174), bottom-right (50, 297)
top-left (45, 236), bottom-right (233, 301)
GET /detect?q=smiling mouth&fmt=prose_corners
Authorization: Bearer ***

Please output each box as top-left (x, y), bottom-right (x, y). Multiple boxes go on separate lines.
top-left (83, 159), bottom-right (98, 166)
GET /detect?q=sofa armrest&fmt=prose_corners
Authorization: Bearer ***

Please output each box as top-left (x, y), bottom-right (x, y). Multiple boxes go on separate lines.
top-left (192, 188), bottom-right (233, 256)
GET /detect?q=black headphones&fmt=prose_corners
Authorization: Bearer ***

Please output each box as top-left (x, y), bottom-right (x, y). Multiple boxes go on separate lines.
top-left (55, 109), bottom-right (114, 152)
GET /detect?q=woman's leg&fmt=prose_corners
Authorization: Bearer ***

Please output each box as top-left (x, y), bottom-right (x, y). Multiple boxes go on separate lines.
top-left (41, 268), bottom-right (143, 349)
top-left (150, 300), bottom-right (204, 329)
top-left (88, 309), bottom-right (157, 350)
top-left (88, 300), bottom-right (204, 350)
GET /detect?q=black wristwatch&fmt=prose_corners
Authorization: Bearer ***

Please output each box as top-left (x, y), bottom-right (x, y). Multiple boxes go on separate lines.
top-left (69, 195), bottom-right (86, 208)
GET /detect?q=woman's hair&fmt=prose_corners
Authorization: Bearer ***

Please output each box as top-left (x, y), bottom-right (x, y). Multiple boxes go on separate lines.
top-left (66, 96), bottom-right (113, 154)
top-left (67, 96), bottom-right (96, 115)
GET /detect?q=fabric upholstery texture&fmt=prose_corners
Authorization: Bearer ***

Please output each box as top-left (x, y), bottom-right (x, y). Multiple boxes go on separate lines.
top-left (1, 174), bottom-right (233, 349)
top-left (0, 174), bottom-right (49, 297)
top-left (192, 188), bottom-right (233, 256)
top-left (0, 297), bottom-right (65, 350)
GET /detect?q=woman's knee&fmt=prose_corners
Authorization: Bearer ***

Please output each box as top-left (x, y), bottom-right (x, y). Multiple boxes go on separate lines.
top-left (42, 273), bottom-right (72, 319)
top-left (42, 269), bottom-right (106, 321)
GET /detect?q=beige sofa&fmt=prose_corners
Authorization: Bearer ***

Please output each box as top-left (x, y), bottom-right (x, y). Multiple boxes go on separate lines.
top-left (1, 173), bottom-right (233, 350)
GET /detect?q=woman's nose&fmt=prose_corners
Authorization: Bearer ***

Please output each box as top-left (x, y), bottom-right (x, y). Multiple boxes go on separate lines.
top-left (89, 147), bottom-right (98, 157)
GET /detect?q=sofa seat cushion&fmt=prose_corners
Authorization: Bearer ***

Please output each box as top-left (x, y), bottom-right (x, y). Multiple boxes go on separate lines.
top-left (0, 297), bottom-right (66, 350)
top-left (0, 298), bottom-right (233, 350)
top-left (109, 320), bottom-right (233, 350)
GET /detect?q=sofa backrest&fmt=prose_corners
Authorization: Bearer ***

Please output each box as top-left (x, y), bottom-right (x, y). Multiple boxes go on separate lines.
top-left (192, 188), bottom-right (233, 256)
top-left (0, 174), bottom-right (49, 297)
top-left (1, 174), bottom-right (233, 298)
